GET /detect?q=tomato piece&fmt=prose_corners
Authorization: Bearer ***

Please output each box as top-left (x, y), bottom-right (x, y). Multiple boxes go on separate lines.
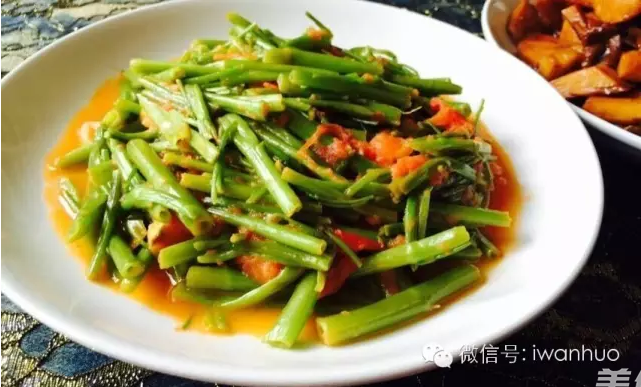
top-left (429, 98), bottom-right (474, 135)
top-left (313, 138), bottom-right (354, 166)
top-left (319, 252), bottom-right (358, 298)
top-left (148, 214), bottom-right (193, 255)
top-left (236, 256), bottom-right (283, 284)
top-left (391, 154), bottom-right (428, 179)
top-left (367, 131), bottom-right (413, 167)
top-left (300, 123), bottom-right (364, 166)
top-left (333, 228), bottom-right (384, 252)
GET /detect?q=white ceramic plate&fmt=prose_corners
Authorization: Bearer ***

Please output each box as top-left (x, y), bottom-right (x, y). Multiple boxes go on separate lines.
top-left (481, 0), bottom-right (641, 152)
top-left (1, 0), bottom-right (603, 385)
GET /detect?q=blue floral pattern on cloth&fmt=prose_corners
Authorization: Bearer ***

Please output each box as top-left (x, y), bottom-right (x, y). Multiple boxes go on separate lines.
top-left (2, 0), bottom-right (640, 386)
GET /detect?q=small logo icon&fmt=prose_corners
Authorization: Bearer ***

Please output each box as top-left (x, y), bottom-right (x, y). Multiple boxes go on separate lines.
top-left (422, 343), bottom-right (452, 368)
top-left (434, 351), bottom-right (454, 368)
top-left (422, 343), bottom-right (444, 363)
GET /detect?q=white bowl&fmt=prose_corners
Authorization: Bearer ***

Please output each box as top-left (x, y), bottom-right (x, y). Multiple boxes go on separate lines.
top-left (481, 0), bottom-right (641, 152)
top-left (1, 0), bottom-right (603, 385)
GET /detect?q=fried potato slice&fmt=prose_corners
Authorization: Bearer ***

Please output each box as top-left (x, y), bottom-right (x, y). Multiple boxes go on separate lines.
top-left (593, 0), bottom-right (641, 24)
top-left (583, 95), bottom-right (641, 124)
top-left (509, 0), bottom-right (542, 41)
top-left (551, 64), bottom-right (632, 97)
top-left (617, 50), bottom-right (641, 82)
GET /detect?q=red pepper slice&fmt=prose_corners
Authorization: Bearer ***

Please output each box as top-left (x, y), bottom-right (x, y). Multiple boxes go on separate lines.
top-left (333, 228), bottom-right (384, 252)
top-left (320, 252), bottom-right (358, 298)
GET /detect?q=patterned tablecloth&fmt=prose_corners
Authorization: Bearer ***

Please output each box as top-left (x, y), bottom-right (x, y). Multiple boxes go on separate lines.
top-left (2, 0), bottom-right (641, 386)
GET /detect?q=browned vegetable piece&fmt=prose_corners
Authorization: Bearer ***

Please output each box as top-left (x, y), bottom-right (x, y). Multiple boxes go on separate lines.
top-left (593, 0), bottom-right (641, 24)
top-left (585, 12), bottom-right (618, 37)
top-left (617, 50), bottom-right (641, 82)
top-left (558, 18), bottom-right (605, 68)
top-left (562, 5), bottom-right (587, 37)
top-left (581, 43), bottom-right (606, 67)
top-left (536, 56), bottom-right (559, 79)
top-left (550, 46), bottom-right (585, 78)
top-left (517, 34), bottom-right (583, 79)
top-left (562, 5), bottom-right (616, 45)
top-left (583, 96), bottom-right (641, 125)
top-left (517, 34), bottom-right (558, 67)
top-left (551, 64), bottom-right (632, 97)
top-left (602, 35), bottom-right (623, 68)
top-left (508, 0), bottom-right (542, 41)
top-left (558, 20), bottom-right (583, 45)
top-left (534, 0), bottom-right (564, 30)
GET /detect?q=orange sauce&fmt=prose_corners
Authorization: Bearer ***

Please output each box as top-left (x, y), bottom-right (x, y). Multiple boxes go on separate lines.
top-left (479, 123), bottom-right (523, 256)
top-left (43, 76), bottom-right (522, 345)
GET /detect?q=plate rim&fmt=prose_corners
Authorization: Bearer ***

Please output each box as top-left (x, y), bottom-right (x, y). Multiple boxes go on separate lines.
top-left (1, 0), bottom-right (605, 385)
top-left (480, 0), bottom-right (641, 152)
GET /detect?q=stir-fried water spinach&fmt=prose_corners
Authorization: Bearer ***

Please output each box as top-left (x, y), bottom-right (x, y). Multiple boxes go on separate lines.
top-left (55, 12), bottom-right (512, 348)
